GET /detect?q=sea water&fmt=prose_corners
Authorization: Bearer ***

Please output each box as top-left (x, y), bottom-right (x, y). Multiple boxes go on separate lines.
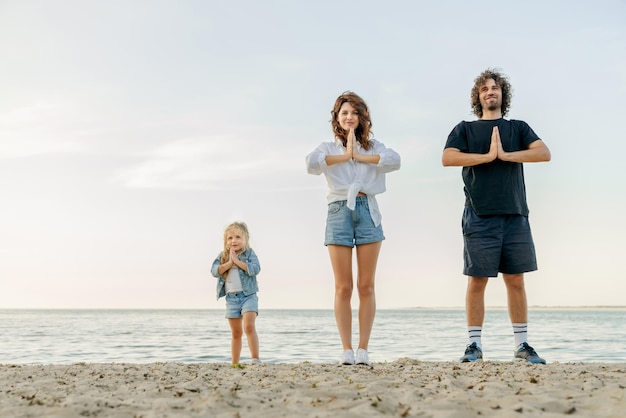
top-left (0, 309), bottom-right (624, 364)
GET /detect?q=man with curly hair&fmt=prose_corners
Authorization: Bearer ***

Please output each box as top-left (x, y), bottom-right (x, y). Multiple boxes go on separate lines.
top-left (443, 68), bottom-right (551, 364)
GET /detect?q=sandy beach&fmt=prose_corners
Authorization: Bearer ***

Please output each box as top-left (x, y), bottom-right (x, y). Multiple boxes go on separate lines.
top-left (1, 359), bottom-right (624, 418)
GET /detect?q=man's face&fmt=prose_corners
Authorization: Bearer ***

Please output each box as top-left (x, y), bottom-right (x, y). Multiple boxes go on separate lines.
top-left (479, 78), bottom-right (502, 113)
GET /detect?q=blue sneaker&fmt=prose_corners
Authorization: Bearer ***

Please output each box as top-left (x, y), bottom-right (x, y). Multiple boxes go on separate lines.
top-left (514, 342), bottom-right (546, 364)
top-left (460, 342), bottom-right (483, 362)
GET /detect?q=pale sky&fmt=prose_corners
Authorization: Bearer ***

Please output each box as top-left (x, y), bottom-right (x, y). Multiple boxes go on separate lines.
top-left (1, 0), bottom-right (625, 310)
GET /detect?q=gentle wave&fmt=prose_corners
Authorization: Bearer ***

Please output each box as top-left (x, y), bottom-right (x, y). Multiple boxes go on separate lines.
top-left (1, 309), bottom-right (624, 364)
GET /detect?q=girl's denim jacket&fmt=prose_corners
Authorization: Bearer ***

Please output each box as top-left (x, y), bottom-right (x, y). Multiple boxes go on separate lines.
top-left (210, 248), bottom-right (260, 300)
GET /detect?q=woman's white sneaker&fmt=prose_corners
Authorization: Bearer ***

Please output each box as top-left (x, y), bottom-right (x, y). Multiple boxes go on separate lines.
top-left (340, 349), bottom-right (355, 365)
top-left (355, 348), bottom-right (370, 366)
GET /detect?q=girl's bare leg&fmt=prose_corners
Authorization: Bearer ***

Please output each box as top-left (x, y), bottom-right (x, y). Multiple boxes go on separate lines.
top-left (243, 311), bottom-right (259, 359)
top-left (228, 318), bottom-right (243, 364)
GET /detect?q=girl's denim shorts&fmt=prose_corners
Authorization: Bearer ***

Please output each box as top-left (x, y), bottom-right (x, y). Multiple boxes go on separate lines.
top-left (225, 292), bottom-right (258, 319)
top-left (324, 196), bottom-right (385, 247)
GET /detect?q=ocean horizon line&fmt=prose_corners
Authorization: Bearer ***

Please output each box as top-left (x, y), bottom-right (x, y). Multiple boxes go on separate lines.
top-left (1, 305), bottom-right (625, 311)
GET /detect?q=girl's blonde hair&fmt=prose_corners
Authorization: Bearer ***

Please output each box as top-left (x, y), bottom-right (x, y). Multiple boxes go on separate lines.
top-left (220, 221), bottom-right (250, 263)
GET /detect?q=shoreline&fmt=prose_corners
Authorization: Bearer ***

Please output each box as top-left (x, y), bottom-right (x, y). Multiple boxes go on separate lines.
top-left (2, 360), bottom-right (624, 417)
top-left (1, 305), bottom-right (625, 311)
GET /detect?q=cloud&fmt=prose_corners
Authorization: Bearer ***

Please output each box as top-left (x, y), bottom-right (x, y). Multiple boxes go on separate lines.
top-left (113, 126), bottom-right (305, 191)
top-left (0, 101), bottom-right (88, 158)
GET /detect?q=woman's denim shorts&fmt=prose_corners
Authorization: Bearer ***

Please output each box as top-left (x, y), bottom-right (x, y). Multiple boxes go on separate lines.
top-left (324, 196), bottom-right (385, 247)
top-left (225, 292), bottom-right (258, 319)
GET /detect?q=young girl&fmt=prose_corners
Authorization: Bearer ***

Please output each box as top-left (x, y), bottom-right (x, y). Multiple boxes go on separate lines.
top-left (306, 92), bottom-right (401, 366)
top-left (210, 221), bottom-right (261, 365)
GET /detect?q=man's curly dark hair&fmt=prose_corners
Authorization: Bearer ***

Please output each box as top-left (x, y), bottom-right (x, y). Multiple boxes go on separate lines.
top-left (471, 68), bottom-right (513, 118)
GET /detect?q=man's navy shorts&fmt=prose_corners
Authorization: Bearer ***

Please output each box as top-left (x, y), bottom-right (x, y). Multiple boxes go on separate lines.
top-left (462, 206), bottom-right (537, 277)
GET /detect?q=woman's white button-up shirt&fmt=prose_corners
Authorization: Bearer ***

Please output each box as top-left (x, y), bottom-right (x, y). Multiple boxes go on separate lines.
top-left (306, 138), bottom-right (401, 226)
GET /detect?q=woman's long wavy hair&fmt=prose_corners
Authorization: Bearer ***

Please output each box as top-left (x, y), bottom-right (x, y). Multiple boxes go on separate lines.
top-left (330, 91), bottom-right (374, 151)
top-left (220, 221), bottom-right (250, 264)
top-left (471, 68), bottom-right (513, 118)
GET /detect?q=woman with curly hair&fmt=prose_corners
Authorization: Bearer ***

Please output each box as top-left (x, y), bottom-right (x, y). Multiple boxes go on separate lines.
top-left (306, 92), bottom-right (401, 366)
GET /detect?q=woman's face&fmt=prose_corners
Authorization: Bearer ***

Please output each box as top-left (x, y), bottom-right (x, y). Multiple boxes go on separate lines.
top-left (336, 102), bottom-right (359, 132)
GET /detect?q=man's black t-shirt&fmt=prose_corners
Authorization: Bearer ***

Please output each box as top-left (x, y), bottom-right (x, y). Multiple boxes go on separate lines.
top-left (444, 118), bottom-right (540, 216)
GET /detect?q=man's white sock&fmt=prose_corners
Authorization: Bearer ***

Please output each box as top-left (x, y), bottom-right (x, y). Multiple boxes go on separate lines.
top-left (512, 323), bottom-right (528, 347)
top-left (468, 326), bottom-right (482, 349)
